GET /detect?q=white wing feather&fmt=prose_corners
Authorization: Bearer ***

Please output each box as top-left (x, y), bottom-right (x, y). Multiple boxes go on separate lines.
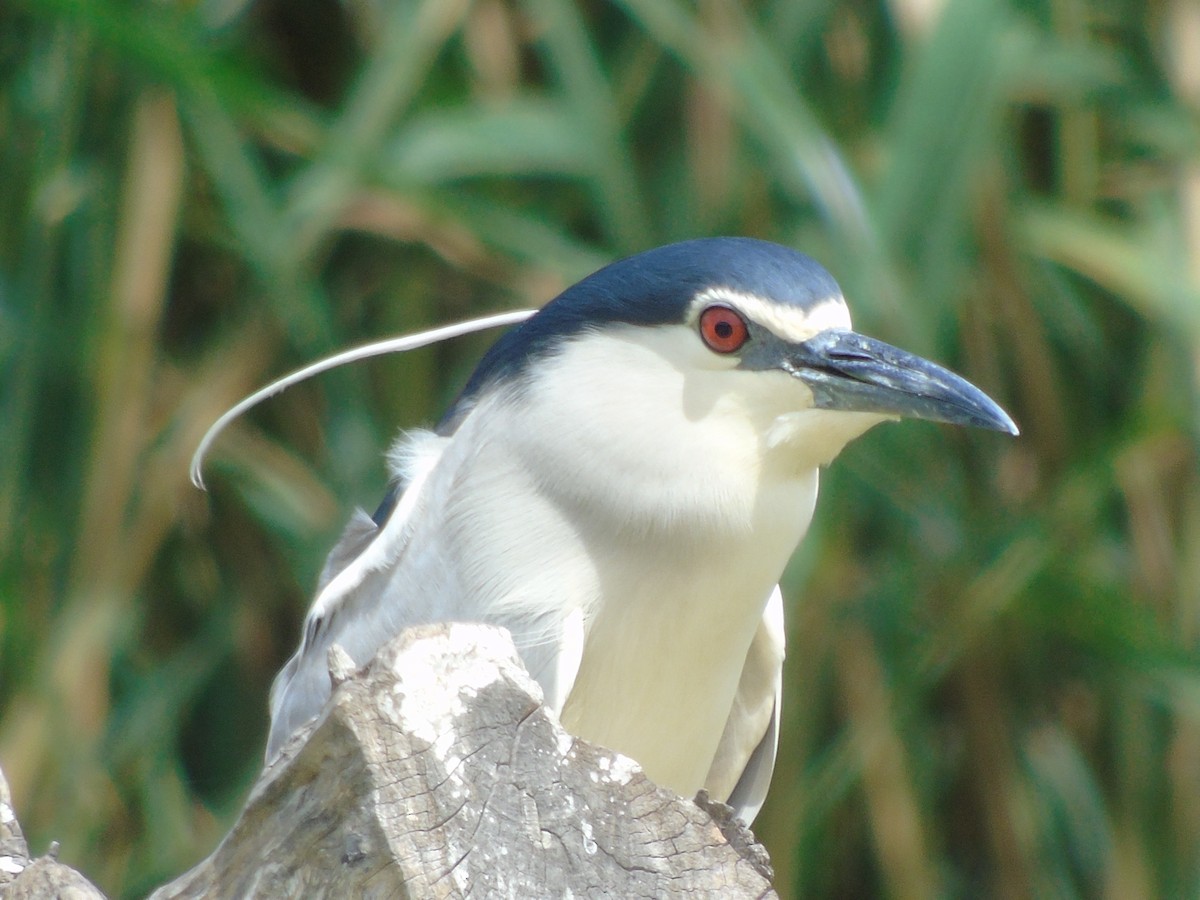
top-left (708, 585), bottom-right (786, 823)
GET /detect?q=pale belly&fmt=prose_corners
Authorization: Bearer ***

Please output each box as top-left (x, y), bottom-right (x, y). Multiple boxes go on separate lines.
top-left (559, 596), bottom-right (762, 798)
top-left (556, 487), bottom-right (812, 799)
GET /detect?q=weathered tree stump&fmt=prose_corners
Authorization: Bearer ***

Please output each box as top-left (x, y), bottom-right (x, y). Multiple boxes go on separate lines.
top-left (3, 623), bottom-right (776, 898)
top-left (1, 762), bottom-right (106, 899)
top-left (157, 623), bottom-right (775, 898)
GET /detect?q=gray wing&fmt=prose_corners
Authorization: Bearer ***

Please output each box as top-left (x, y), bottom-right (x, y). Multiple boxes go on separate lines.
top-left (315, 507), bottom-right (381, 595)
top-left (706, 586), bottom-right (786, 825)
top-left (264, 507), bottom-right (393, 762)
top-left (265, 433), bottom-right (446, 762)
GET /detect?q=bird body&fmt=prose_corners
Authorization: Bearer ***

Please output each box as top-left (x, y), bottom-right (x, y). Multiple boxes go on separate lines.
top-left (258, 238), bottom-right (1016, 823)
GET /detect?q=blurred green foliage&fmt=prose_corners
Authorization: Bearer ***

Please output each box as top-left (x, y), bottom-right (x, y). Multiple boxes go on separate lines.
top-left (2, 0), bottom-right (1199, 896)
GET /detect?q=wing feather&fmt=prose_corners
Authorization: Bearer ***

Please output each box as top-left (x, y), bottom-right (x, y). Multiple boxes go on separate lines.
top-left (707, 586), bottom-right (786, 824)
top-left (264, 430), bottom-right (447, 761)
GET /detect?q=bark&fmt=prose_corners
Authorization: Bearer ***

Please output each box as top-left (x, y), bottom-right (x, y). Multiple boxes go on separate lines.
top-left (0, 763), bottom-right (106, 899)
top-left (4, 623), bottom-right (777, 898)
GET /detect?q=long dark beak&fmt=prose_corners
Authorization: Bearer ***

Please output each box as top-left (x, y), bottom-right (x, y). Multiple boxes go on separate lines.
top-left (782, 330), bottom-right (1018, 434)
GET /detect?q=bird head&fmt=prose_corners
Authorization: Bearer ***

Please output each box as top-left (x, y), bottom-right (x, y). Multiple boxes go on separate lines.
top-left (445, 238), bottom-right (1016, 480)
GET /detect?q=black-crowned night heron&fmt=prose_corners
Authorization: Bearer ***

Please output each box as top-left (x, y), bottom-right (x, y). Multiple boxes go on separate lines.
top-left (199, 237), bottom-right (1017, 824)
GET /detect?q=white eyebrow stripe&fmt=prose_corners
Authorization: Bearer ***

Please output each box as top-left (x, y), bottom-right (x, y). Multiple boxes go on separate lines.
top-left (689, 287), bottom-right (852, 342)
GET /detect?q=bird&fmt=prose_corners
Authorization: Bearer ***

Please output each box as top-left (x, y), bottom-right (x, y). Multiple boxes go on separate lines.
top-left (259, 236), bottom-right (1017, 824)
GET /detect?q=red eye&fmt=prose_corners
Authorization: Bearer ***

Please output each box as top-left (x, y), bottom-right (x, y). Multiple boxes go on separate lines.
top-left (699, 305), bottom-right (749, 353)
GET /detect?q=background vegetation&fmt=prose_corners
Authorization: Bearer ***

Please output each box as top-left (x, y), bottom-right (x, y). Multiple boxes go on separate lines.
top-left (2, 0), bottom-right (1199, 896)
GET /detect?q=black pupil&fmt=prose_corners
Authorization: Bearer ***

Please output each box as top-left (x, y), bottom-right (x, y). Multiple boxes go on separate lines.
top-left (715, 320), bottom-right (733, 339)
